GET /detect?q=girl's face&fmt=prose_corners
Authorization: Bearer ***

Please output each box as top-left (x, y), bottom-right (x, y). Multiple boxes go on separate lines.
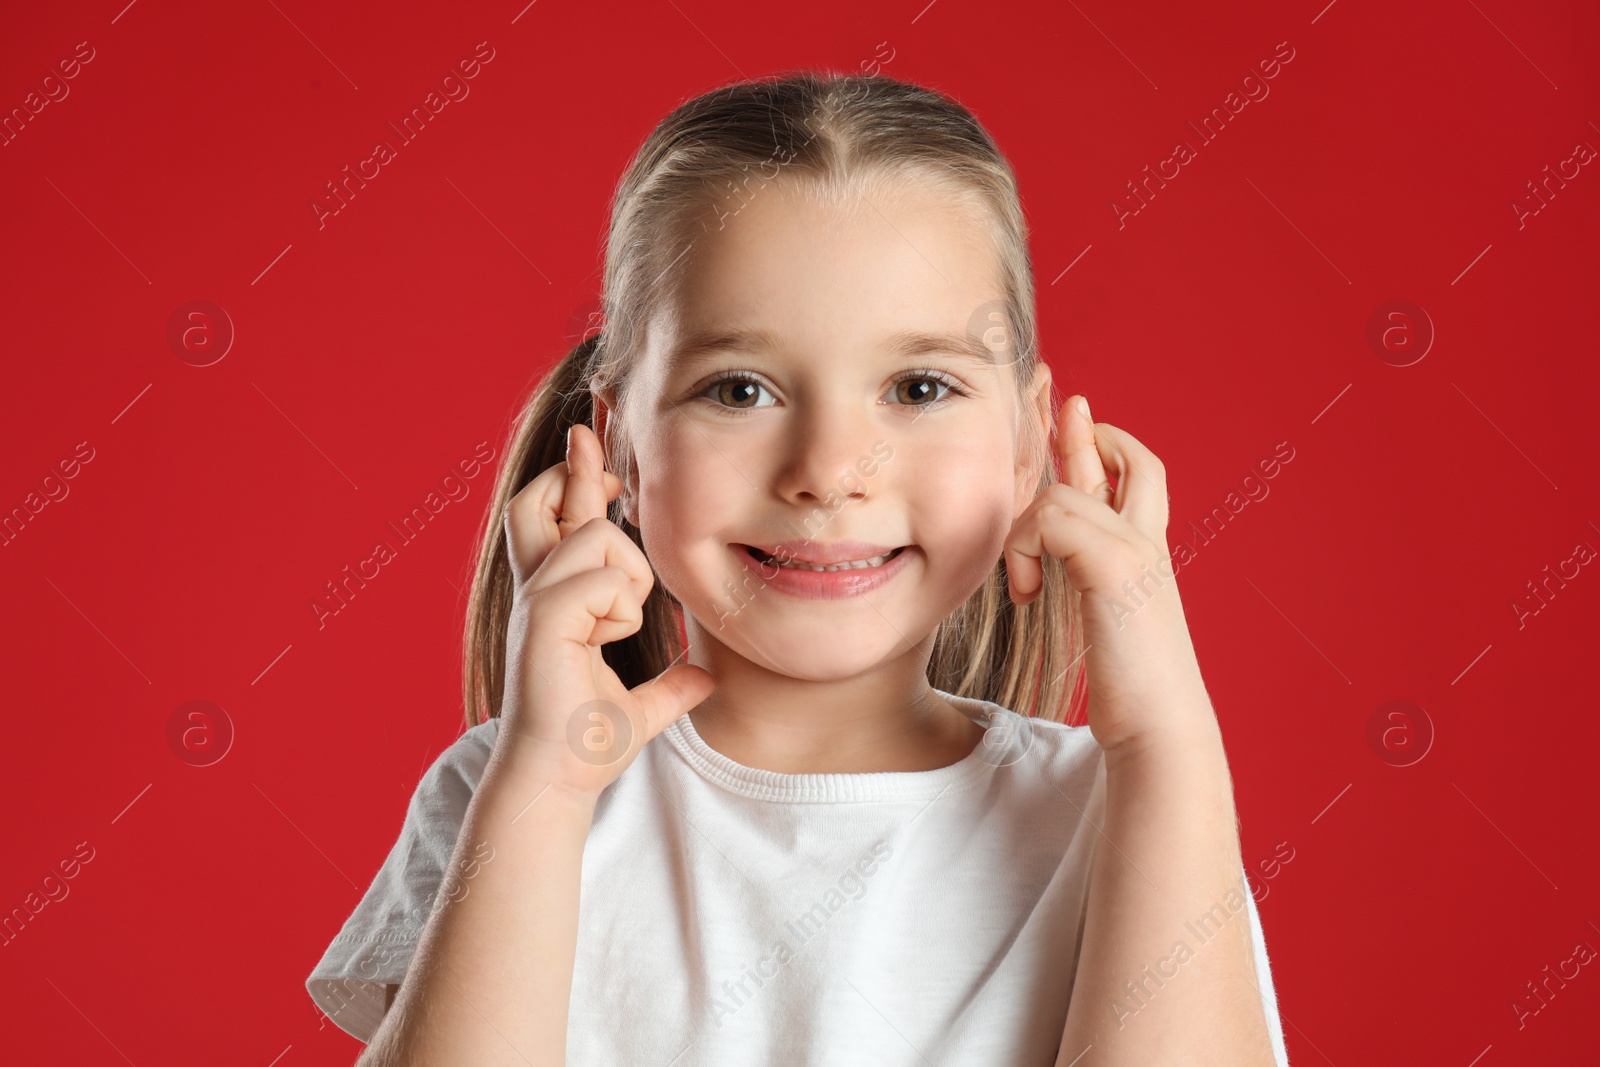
top-left (611, 176), bottom-right (1051, 681)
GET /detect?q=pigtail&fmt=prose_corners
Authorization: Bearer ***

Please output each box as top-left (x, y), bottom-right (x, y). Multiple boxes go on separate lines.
top-left (459, 333), bottom-right (685, 729)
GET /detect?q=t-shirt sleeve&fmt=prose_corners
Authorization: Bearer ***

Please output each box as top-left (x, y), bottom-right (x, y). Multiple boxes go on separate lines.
top-left (1244, 883), bottom-right (1291, 1066)
top-left (304, 719), bottom-right (499, 1043)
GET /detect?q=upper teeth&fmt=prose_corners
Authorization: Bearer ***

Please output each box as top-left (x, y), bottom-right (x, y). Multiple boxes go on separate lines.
top-left (768, 548), bottom-right (898, 572)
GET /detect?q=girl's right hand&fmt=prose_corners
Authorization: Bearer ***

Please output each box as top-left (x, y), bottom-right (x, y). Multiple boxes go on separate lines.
top-left (494, 422), bottom-right (716, 800)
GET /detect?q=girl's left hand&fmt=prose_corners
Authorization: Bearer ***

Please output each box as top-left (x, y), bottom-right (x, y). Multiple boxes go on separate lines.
top-left (1004, 394), bottom-right (1216, 758)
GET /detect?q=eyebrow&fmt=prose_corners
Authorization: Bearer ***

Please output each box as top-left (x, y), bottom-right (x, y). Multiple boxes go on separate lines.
top-left (663, 326), bottom-right (1003, 376)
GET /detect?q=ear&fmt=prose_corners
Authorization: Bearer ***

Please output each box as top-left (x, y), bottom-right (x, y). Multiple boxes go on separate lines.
top-left (1015, 361), bottom-right (1055, 516)
top-left (592, 386), bottom-right (640, 526)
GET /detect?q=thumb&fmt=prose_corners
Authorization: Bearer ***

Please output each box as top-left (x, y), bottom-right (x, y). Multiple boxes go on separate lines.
top-left (627, 663), bottom-right (717, 744)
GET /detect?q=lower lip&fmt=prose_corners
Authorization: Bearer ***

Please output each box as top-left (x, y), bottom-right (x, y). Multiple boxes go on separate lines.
top-left (730, 544), bottom-right (917, 600)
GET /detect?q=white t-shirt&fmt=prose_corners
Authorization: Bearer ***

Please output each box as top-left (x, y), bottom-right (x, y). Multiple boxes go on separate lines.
top-left (307, 689), bottom-right (1290, 1065)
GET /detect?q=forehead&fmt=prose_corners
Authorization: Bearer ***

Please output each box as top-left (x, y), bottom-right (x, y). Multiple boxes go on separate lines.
top-left (647, 175), bottom-right (1010, 373)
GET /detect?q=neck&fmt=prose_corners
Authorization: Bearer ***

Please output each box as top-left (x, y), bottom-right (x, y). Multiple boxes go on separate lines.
top-left (681, 615), bottom-right (987, 774)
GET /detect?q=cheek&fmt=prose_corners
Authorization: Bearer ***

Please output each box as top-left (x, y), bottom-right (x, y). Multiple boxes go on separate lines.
top-left (632, 425), bottom-right (747, 582)
top-left (897, 432), bottom-right (1019, 574)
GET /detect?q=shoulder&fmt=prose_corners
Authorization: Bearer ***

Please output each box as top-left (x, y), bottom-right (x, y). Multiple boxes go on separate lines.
top-left (446, 716), bottom-right (501, 767)
top-left (409, 717), bottom-right (502, 813)
top-left (961, 697), bottom-right (1106, 802)
top-left (953, 690), bottom-right (1100, 766)
top-left (1008, 708), bottom-right (1104, 780)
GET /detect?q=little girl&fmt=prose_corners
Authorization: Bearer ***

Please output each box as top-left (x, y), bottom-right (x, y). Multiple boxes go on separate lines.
top-left (307, 71), bottom-right (1290, 1066)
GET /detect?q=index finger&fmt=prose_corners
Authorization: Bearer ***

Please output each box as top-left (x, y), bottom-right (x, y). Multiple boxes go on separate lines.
top-left (560, 423), bottom-right (613, 535)
top-left (1059, 394), bottom-right (1113, 506)
top-left (504, 424), bottom-right (622, 585)
top-left (1087, 422), bottom-right (1170, 547)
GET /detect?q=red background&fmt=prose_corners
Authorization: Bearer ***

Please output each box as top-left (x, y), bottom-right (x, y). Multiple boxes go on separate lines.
top-left (2, 1), bottom-right (1597, 1063)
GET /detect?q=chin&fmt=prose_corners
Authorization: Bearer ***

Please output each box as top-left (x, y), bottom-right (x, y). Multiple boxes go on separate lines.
top-left (697, 610), bottom-right (907, 672)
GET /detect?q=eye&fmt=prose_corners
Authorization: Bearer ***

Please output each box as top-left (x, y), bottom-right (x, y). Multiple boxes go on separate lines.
top-left (887, 369), bottom-right (969, 410)
top-left (697, 372), bottom-right (777, 412)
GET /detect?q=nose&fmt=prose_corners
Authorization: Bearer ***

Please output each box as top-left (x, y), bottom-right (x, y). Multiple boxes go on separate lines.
top-left (772, 396), bottom-right (880, 507)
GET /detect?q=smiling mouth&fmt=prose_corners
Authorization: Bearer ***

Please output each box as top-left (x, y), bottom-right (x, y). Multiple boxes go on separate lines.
top-left (742, 545), bottom-right (909, 571)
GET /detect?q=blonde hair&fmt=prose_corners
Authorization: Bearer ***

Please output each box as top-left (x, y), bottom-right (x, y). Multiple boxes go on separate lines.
top-left (461, 70), bottom-right (1084, 730)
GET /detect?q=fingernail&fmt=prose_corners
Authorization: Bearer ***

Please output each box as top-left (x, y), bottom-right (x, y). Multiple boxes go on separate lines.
top-left (1074, 395), bottom-right (1091, 423)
